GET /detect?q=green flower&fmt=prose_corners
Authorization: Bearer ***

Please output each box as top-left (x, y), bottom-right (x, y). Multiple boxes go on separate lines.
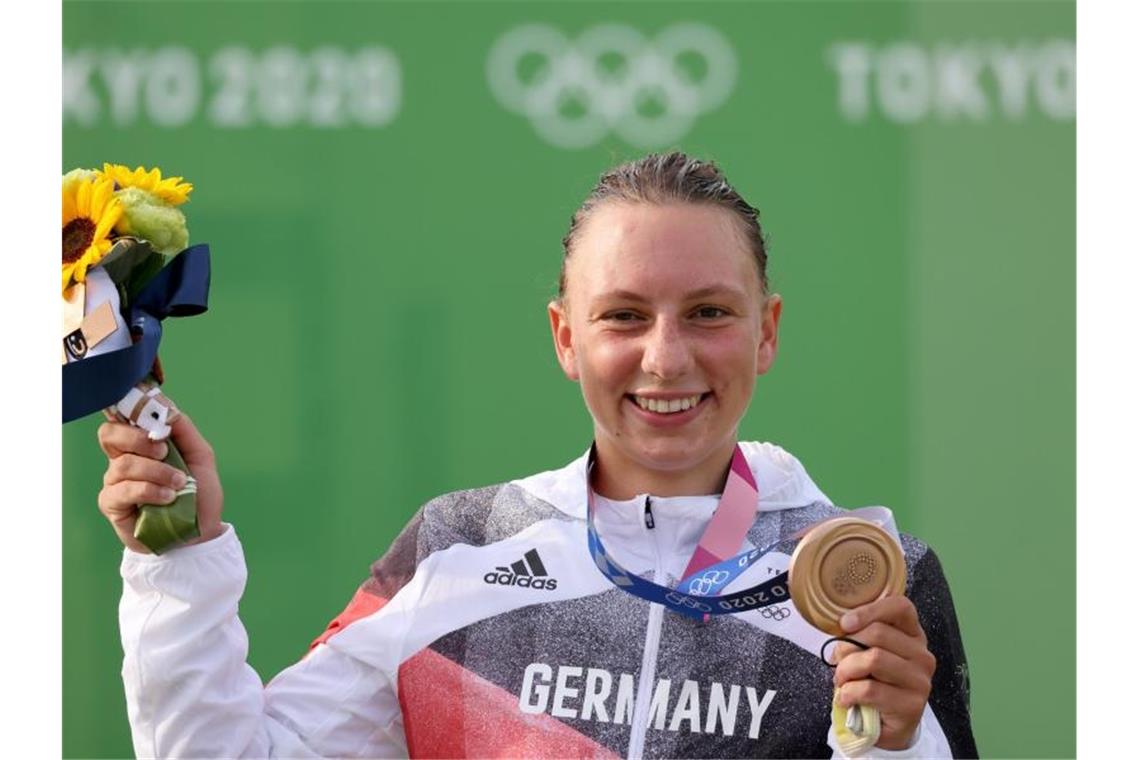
top-left (113, 186), bottom-right (189, 256)
top-left (62, 167), bottom-right (98, 197)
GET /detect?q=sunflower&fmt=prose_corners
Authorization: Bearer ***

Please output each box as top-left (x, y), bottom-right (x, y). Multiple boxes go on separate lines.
top-left (62, 176), bottom-right (122, 293)
top-left (99, 163), bottom-right (193, 206)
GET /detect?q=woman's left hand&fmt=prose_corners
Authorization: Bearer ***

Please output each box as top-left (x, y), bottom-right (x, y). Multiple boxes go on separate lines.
top-left (830, 594), bottom-right (937, 750)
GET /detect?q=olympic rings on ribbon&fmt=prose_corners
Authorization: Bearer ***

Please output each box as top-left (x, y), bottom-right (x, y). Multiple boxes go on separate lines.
top-left (687, 569), bottom-right (731, 596)
top-left (486, 23), bottom-right (737, 148)
top-left (665, 591), bottom-right (713, 613)
top-left (760, 604), bottom-right (792, 621)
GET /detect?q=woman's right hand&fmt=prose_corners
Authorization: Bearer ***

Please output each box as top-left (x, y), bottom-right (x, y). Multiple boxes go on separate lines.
top-left (97, 412), bottom-right (225, 554)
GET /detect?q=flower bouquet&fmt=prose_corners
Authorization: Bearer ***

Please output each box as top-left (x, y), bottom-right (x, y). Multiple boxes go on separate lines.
top-left (62, 164), bottom-right (211, 553)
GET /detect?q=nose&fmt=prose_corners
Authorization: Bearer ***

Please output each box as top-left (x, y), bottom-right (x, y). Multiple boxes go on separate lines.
top-left (640, 317), bottom-right (693, 381)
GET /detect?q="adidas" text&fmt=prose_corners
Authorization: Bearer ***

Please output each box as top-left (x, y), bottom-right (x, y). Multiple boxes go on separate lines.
top-left (484, 548), bottom-right (559, 591)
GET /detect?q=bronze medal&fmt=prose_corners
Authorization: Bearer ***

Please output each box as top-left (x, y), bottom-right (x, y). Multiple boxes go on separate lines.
top-left (788, 516), bottom-right (906, 756)
top-left (788, 516), bottom-right (906, 635)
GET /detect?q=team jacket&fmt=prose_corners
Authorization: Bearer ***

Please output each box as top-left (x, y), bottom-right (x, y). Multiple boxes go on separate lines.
top-left (119, 442), bottom-right (978, 758)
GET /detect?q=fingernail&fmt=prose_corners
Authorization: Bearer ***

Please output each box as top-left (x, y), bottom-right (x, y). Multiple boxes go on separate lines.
top-left (156, 443), bottom-right (170, 460)
top-left (172, 472), bottom-right (188, 489)
top-left (159, 488), bottom-right (176, 503)
top-left (840, 612), bottom-right (857, 631)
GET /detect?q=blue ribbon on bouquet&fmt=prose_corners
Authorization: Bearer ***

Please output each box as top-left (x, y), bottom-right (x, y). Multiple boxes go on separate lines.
top-left (62, 244), bottom-right (211, 423)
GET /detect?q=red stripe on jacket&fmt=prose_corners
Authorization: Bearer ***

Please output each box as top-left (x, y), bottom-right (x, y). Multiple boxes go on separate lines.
top-left (309, 587), bottom-right (386, 650)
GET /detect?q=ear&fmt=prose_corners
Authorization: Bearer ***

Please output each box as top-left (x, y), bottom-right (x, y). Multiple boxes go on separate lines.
top-left (548, 300), bottom-right (580, 381)
top-left (755, 294), bottom-right (782, 376)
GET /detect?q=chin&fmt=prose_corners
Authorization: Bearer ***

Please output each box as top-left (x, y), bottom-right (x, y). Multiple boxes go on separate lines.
top-left (630, 441), bottom-right (716, 473)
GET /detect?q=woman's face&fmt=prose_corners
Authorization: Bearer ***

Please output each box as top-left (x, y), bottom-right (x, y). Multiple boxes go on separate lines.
top-left (549, 202), bottom-right (781, 496)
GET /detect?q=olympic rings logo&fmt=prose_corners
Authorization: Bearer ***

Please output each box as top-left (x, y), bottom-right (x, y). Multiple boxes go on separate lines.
top-left (687, 569), bottom-right (730, 596)
top-left (665, 591), bottom-right (712, 613)
top-left (486, 23), bottom-right (737, 149)
top-left (759, 604), bottom-right (791, 621)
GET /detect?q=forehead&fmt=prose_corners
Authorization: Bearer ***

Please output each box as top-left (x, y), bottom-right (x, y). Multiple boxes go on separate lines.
top-left (566, 202), bottom-right (758, 300)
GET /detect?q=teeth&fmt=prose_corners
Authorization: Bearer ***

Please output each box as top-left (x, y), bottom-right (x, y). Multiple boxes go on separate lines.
top-left (634, 394), bottom-right (703, 414)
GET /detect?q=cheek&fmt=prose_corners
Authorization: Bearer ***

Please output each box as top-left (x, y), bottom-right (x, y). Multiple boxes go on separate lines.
top-left (702, 330), bottom-right (762, 385)
top-left (578, 336), bottom-right (640, 385)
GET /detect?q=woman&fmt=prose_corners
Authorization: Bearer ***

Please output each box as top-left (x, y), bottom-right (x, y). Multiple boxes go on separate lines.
top-left (98, 153), bottom-right (976, 758)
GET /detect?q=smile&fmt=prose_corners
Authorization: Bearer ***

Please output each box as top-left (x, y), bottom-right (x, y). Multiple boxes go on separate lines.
top-left (630, 393), bottom-right (706, 414)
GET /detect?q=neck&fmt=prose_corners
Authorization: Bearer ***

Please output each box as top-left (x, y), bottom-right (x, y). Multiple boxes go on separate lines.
top-left (591, 439), bottom-right (738, 500)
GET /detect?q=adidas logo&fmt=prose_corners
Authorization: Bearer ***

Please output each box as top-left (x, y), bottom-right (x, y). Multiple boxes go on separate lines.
top-left (484, 548), bottom-right (559, 591)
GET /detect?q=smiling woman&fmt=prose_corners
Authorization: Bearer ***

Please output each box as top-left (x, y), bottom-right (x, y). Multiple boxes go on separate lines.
top-left (98, 152), bottom-right (977, 758)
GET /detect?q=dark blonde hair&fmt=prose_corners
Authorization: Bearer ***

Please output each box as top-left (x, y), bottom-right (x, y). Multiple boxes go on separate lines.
top-left (559, 152), bottom-right (769, 298)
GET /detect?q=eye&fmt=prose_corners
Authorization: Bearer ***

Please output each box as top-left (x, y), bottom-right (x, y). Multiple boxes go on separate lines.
top-left (692, 305), bottom-right (730, 319)
top-left (602, 310), bottom-right (644, 323)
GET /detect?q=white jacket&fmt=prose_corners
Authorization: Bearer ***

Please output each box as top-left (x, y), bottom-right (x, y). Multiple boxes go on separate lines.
top-left (120, 442), bottom-right (976, 758)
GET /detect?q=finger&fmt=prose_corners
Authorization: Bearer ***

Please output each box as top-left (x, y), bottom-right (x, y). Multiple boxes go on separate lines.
top-left (168, 413), bottom-right (216, 468)
top-left (98, 422), bottom-right (169, 461)
top-left (841, 595), bottom-right (925, 640)
top-left (104, 453), bottom-right (189, 490)
top-left (833, 646), bottom-right (932, 695)
top-left (838, 621), bottom-right (933, 670)
top-left (836, 677), bottom-right (928, 717)
top-left (98, 480), bottom-right (178, 518)
top-left (828, 640), bottom-right (861, 665)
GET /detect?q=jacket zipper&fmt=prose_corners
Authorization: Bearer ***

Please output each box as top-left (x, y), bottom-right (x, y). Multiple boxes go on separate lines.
top-left (627, 497), bottom-right (664, 760)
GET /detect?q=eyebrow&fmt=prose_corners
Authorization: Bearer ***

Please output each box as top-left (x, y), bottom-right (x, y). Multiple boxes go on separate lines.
top-left (593, 286), bottom-right (747, 303)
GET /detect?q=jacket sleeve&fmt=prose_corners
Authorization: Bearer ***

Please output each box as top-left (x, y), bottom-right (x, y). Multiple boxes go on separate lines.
top-left (828, 546), bottom-right (978, 759)
top-left (908, 547), bottom-right (979, 758)
top-left (119, 524), bottom-right (408, 758)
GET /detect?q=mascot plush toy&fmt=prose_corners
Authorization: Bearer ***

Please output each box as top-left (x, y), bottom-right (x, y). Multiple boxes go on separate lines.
top-left (62, 165), bottom-right (211, 553)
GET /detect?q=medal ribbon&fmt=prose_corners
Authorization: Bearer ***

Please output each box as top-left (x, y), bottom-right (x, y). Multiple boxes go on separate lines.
top-left (587, 443), bottom-right (794, 620)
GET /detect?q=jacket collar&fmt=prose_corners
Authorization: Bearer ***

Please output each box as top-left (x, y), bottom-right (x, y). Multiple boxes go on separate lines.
top-left (511, 441), bottom-right (832, 520)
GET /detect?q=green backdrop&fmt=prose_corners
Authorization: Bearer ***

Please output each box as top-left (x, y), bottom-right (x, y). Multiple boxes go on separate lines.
top-left (63, 1), bottom-right (1074, 757)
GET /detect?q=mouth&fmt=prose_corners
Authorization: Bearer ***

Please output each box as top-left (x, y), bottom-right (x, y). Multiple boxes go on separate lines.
top-left (627, 392), bottom-right (710, 415)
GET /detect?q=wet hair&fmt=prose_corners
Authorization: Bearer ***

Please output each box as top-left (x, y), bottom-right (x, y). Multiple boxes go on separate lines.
top-left (558, 152), bottom-right (769, 299)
